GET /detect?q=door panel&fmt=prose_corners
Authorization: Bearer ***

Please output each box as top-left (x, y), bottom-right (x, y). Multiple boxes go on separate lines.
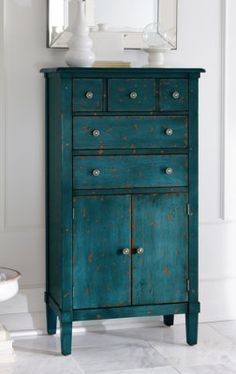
top-left (132, 193), bottom-right (188, 305)
top-left (73, 195), bottom-right (131, 309)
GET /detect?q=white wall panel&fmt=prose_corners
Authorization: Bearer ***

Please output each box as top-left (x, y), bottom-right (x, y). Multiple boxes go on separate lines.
top-left (4, 0), bottom-right (65, 229)
top-left (200, 221), bottom-right (236, 280)
top-left (200, 278), bottom-right (236, 322)
top-left (223, 0), bottom-right (236, 220)
top-left (0, 0), bottom-right (6, 231)
top-left (0, 229), bottom-right (45, 287)
top-left (175, 0), bottom-right (223, 223)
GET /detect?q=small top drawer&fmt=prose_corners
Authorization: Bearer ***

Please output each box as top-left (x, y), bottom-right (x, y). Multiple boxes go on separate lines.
top-left (73, 79), bottom-right (103, 112)
top-left (73, 116), bottom-right (188, 150)
top-left (159, 79), bottom-right (188, 111)
top-left (108, 79), bottom-right (156, 112)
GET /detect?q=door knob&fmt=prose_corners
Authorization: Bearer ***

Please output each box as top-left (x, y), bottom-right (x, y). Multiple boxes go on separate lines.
top-left (122, 248), bottom-right (130, 255)
top-left (172, 91), bottom-right (180, 99)
top-left (129, 91), bottom-right (138, 99)
top-left (85, 91), bottom-right (94, 99)
top-left (92, 169), bottom-right (101, 177)
top-left (165, 168), bottom-right (173, 175)
top-left (165, 128), bottom-right (173, 136)
top-left (137, 247), bottom-right (144, 255)
top-left (92, 129), bottom-right (100, 137)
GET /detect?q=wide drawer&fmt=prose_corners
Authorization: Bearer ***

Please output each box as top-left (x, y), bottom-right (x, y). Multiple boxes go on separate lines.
top-left (108, 79), bottom-right (156, 111)
top-left (73, 155), bottom-right (188, 189)
top-left (73, 116), bottom-right (188, 149)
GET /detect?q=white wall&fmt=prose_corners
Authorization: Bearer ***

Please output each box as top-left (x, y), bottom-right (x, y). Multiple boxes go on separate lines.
top-left (1, 0), bottom-right (236, 334)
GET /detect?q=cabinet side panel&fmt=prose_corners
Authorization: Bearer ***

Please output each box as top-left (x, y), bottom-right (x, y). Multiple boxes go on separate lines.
top-left (188, 77), bottom-right (199, 302)
top-left (47, 76), bottom-right (63, 308)
top-left (60, 77), bottom-right (73, 312)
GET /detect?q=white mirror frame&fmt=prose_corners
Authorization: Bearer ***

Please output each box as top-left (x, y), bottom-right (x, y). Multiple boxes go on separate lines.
top-left (47, 0), bottom-right (178, 50)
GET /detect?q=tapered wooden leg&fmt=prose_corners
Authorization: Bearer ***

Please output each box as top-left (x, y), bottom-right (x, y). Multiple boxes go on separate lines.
top-left (46, 304), bottom-right (57, 335)
top-left (186, 313), bottom-right (198, 346)
top-left (163, 315), bottom-right (174, 326)
top-left (60, 321), bottom-right (72, 356)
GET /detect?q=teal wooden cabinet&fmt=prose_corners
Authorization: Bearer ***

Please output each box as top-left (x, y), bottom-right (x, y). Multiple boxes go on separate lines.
top-left (41, 67), bottom-right (205, 355)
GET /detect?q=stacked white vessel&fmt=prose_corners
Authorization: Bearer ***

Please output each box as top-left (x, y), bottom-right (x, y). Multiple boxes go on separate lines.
top-left (0, 267), bottom-right (21, 363)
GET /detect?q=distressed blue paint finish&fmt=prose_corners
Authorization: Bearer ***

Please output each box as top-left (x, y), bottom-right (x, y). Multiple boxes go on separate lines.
top-left (60, 320), bottom-right (72, 356)
top-left (45, 75), bottom-right (73, 355)
top-left (132, 193), bottom-right (188, 305)
top-left (41, 67), bottom-right (205, 355)
top-left (41, 68), bottom-right (205, 77)
top-left (73, 116), bottom-right (188, 149)
top-left (46, 303), bottom-right (57, 335)
top-left (61, 78), bottom-right (73, 313)
top-left (159, 79), bottom-right (189, 111)
top-left (47, 76), bottom-right (63, 308)
top-left (73, 303), bottom-right (188, 321)
top-left (186, 313), bottom-right (198, 346)
top-left (73, 155), bottom-right (188, 189)
top-left (108, 79), bottom-right (156, 111)
top-left (186, 76), bottom-right (200, 345)
top-left (73, 195), bottom-right (131, 309)
top-left (73, 79), bottom-right (103, 112)
top-left (163, 315), bottom-right (174, 326)
top-left (74, 149), bottom-right (189, 157)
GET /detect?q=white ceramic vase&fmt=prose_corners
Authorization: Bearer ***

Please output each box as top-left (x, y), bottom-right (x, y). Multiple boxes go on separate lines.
top-left (0, 268), bottom-right (21, 363)
top-left (143, 48), bottom-right (169, 68)
top-left (0, 268), bottom-right (21, 302)
top-left (65, 0), bottom-right (95, 67)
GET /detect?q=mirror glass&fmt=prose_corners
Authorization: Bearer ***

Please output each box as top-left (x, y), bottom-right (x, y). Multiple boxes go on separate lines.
top-left (48, 0), bottom-right (178, 49)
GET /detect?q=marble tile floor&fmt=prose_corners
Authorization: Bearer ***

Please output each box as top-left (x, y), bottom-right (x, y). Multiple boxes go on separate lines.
top-left (1, 321), bottom-right (236, 374)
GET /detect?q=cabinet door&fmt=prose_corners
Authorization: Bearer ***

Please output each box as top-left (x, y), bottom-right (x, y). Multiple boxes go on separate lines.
top-left (132, 193), bottom-right (188, 305)
top-left (73, 195), bottom-right (131, 309)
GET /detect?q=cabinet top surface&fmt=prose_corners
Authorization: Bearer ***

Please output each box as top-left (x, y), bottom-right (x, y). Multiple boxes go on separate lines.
top-left (41, 67), bottom-right (205, 77)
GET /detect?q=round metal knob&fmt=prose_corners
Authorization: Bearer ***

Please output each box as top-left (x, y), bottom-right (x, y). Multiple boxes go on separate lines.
top-left (165, 128), bottom-right (173, 136)
top-left (92, 169), bottom-right (101, 177)
top-left (172, 91), bottom-right (180, 99)
top-left (137, 247), bottom-right (144, 255)
top-left (122, 248), bottom-right (130, 255)
top-left (92, 129), bottom-right (100, 137)
top-left (85, 91), bottom-right (94, 99)
top-left (165, 168), bottom-right (173, 175)
top-left (130, 91), bottom-right (138, 99)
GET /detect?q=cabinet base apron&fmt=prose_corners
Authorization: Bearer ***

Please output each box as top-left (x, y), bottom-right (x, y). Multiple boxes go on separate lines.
top-left (46, 293), bottom-right (200, 356)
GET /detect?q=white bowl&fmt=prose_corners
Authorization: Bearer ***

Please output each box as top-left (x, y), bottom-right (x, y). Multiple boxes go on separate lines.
top-left (0, 268), bottom-right (21, 302)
